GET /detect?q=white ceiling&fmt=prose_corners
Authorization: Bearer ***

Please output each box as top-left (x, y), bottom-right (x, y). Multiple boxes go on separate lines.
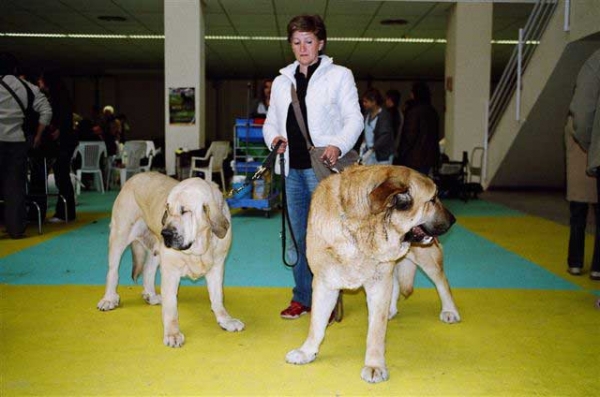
top-left (0, 0), bottom-right (535, 80)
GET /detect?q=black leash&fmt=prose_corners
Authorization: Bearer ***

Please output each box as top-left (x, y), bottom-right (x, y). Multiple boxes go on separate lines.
top-left (279, 151), bottom-right (299, 268)
top-left (226, 141), bottom-right (299, 268)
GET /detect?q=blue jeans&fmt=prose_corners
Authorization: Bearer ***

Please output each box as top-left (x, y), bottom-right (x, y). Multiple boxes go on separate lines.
top-left (285, 168), bottom-right (319, 307)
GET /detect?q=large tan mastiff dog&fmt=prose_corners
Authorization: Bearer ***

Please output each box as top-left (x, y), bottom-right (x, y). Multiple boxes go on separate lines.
top-left (286, 165), bottom-right (456, 383)
top-left (97, 172), bottom-right (244, 347)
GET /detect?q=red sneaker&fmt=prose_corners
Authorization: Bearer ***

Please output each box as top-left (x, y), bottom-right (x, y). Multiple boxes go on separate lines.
top-left (280, 301), bottom-right (311, 319)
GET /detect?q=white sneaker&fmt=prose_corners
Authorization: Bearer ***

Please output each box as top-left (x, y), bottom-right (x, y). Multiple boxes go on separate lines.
top-left (567, 267), bottom-right (582, 276)
top-left (48, 217), bottom-right (65, 224)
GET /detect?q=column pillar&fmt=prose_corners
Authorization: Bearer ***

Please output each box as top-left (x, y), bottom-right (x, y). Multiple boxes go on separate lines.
top-left (444, 2), bottom-right (493, 162)
top-left (164, 0), bottom-right (206, 176)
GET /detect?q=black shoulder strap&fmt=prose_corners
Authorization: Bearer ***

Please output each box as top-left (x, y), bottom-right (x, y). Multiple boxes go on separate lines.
top-left (0, 75), bottom-right (27, 115)
top-left (290, 85), bottom-right (313, 149)
top-left (17, 77), bottom-right (34, 111)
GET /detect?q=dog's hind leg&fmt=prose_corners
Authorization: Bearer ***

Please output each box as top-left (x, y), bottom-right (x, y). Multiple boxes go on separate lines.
top-left (205, 260), bottom-right (244, 332)
top-left (97, 224), bottom-right (132, 311)
top-left (389, 259), bottom-right (418, 319)
top-left (132, 233), bottom-right (162, 306)
top-left (138, 247), bottom-right (161, 306)
top-left (286, 281), bottom-right (339, 366)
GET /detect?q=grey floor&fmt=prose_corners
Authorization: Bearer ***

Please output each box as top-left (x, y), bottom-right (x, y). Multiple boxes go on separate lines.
top-left (480, 189), bottom-right (597, 232)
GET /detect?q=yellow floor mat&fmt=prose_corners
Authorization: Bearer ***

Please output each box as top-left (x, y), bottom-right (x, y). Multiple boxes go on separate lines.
top-left (459, 216), bottom-right (600, 292)
top-left (1, 285), bottom-right (598, 396)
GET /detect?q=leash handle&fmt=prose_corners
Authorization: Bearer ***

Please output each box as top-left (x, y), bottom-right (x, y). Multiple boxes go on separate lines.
top-left (226, 140), bottom-right (283, 198)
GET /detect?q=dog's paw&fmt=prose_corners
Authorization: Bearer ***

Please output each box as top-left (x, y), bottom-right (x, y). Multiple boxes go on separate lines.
top-left (163, 332), bottom-right (185, 348)
top-left (440, 310), bottom-right (461, 324)
top-left (97, 295), bottom-right (120, 311)
top-left (142, 292), bottom-right (162, 306)
top-left (361, 366), bottom-right (389, 383)
top-left (286, 348), bottom-right (317, 365)
top-left (218, 318), bottom-right (245, 332)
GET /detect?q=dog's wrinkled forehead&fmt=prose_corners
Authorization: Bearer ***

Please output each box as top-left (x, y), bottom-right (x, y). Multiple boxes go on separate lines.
top-left (368, 168), bottom-right (437, 214)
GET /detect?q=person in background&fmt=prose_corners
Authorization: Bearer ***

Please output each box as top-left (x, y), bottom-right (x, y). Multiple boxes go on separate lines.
top-left (253, 79), bottom-right (272, 117)
top-left (385, 89), bottom-right (403, 156)
top-left (115, 113), bottom-right (130, 143)
top-left (395, 81), bottom-right (440, 175)
top-left (262, 14), bottom-right (363, 319)
top-left (569, 48), bottom-right (600, 281)
top-left (31, 71), bottom-right (77, 222)
top-left (359, 87), bottom-right (394, 165)
top-left (0, 53), bottom-right (52, 238)
top-left (97, 105), bottom-right (121, 156)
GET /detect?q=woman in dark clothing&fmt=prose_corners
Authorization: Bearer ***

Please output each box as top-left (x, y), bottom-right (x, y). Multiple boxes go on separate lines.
top-left (395, 82), bottom-right (440, 175)
top-left (36, 71), bottom-right (77, 222)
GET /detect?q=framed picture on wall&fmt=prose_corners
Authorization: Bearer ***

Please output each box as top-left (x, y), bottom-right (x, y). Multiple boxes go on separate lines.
top-left (169, 87), bottom-right (195, 124)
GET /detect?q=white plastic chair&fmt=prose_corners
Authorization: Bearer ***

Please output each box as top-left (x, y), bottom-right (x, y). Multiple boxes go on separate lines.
top-left (74, 141), bottom-right (107, 195)
top-left (469, 146), bottom-right (485, 184)
top-left (119, 140), bottom-right (155, 188)
top-left (189, 141), bottom-right (230, 191)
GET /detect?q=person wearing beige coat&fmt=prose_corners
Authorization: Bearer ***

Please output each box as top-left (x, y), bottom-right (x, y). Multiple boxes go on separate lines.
top-left (567, 47), bottom-right (600, 280)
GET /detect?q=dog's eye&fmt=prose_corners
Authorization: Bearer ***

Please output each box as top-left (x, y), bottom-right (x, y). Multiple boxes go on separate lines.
top-left (180, 207), bottom-right (187, 215)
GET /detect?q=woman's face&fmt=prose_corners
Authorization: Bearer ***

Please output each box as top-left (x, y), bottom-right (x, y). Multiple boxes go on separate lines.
top-left (290, 31), bottom-right (323, 69)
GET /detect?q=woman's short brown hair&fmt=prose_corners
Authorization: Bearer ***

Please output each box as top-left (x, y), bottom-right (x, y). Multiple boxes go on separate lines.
top-left (287, 14), bottom-right (327, 53)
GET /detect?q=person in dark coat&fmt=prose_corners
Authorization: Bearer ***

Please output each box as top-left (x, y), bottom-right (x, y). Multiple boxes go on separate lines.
top-left (30, 71), bottom-right (77, 222)
top-left (396, 82), bottom-right (440, 175)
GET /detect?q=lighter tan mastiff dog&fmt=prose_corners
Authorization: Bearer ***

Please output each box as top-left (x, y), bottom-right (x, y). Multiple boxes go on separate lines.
top-left (97, 172), bottom-right (244, 347)
top-left (286, 165), bottom-right (456, 383)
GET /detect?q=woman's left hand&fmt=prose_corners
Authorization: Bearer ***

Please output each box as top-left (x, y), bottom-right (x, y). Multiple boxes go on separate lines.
top-left (320, 145), bottom-right (341, 166)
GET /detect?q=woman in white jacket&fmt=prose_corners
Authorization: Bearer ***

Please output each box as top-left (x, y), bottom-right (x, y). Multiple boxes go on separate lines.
top-left (263, 15), bottom-right (363, 319)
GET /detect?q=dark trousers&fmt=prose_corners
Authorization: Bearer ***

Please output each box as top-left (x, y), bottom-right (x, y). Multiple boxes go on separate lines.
top-left (568, 177), bottom-right (600, 271)
top-left (29, 146), bottom-right (77, 221)
top-left (53, 146), bottom-right (76, 220)
top-left (0, 141), bottom-right (29, 237)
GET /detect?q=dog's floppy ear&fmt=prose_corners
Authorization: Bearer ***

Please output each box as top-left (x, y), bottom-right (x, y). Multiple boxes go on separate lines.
top-left (203, 202), bottom-right (230, 239)
top-left (369, 179), bottom-right (412, 214)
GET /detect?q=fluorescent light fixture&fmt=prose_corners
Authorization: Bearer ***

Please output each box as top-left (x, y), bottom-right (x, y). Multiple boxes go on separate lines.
top-left (0, 32), bottom-right (537, 45)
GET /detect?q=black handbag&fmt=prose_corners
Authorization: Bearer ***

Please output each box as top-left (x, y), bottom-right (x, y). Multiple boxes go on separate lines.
top-left (290, 85), bottom-right (359, 181)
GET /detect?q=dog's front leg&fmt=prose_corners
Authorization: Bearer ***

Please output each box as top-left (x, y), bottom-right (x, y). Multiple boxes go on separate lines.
top-left (362, 268), bottom-right (394, 383)
top-left (286, 280), bottom-right (339, 365)
top-left (161, 267), bottom-right (184, 347)
top-left (205, 261), bottom-right (244, 332)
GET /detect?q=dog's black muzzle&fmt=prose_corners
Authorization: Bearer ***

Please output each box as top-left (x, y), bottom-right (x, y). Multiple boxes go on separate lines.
top-left (161, 228), bottom-right (191, 250)
top-left (404, 208), bottom-right (456, 244)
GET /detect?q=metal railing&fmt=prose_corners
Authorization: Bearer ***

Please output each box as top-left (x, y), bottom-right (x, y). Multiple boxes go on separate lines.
top-left (487, 0), bottom-right (558, 139)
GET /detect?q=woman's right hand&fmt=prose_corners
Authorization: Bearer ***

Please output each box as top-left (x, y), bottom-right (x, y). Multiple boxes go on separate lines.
top-left (271, 136), bottom-right (288, 154)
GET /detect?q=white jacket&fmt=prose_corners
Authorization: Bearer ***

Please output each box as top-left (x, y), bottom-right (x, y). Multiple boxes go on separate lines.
top-left (262, 55), bottom-right (363, 175)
